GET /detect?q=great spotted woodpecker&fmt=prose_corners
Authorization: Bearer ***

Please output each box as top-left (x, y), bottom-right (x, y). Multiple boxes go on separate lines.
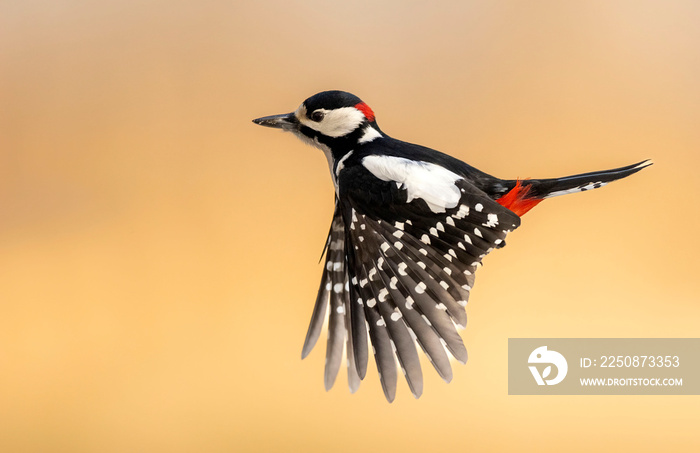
top-left (253, 90), bottom-right (651, 401)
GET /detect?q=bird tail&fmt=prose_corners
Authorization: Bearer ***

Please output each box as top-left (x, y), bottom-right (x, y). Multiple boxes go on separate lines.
top-left (496, 159), bottom-right (653, 216)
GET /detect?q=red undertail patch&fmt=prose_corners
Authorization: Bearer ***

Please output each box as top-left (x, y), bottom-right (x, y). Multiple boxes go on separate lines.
top-left (354, 102), bottom-right (375, 122)
top-left (496, 180), bottom-right (543, 217)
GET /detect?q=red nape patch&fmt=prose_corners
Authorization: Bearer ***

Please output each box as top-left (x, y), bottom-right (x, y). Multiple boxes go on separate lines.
top-left (496, 180), bottom-right (543, 217)
top-left (354, 102), bottom-right (375, 122)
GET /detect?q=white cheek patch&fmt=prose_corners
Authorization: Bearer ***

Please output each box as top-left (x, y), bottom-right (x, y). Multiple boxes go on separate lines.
top-left (296, 105), bottom-right (366, 138)
top-left (362, 155), bottom-right (463, 213)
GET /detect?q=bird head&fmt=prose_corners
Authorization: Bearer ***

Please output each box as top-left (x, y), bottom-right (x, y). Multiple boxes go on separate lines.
top-left (253, 91), bottom-right (382, 152)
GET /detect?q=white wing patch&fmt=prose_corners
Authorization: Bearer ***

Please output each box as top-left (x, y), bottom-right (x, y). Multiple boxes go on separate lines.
top-left (362, 155), bottom-right (463, 213)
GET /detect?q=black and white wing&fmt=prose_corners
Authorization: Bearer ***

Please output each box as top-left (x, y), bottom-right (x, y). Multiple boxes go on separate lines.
top-left (302, 158), bottom-right (520, 401)
top-left (302, 203), bottom-right (362, 394)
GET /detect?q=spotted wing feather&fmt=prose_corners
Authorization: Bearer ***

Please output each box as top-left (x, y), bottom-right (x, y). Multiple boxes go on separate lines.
top-left (346, 211), bottom-right (425, 398)
top-left (304, 169), bottom-right (520, 401)
top-left (302, 205), bottom-right (361, 392)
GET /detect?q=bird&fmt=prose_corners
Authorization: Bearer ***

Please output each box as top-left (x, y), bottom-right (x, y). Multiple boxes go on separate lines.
top-left (252, 90), bottom-right (652, 402)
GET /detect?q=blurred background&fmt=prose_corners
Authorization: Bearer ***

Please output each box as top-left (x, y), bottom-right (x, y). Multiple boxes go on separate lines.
top-left (1, 0), bottom-right (699, 451)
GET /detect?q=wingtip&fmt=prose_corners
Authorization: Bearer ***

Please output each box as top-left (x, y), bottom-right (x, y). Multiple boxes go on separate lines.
top-left (324, 362), bottom-right (341, 391)
top-left (441, 368), bottom-right (454, 384)
top-left (410, 383), bottom-right (424, 399)
top-left (635, 159), bottom-right (654, 169)
top-left (453, 346), bottom-right (469, 365)
top-left (379, 378), bottom-right (397, 403)
top-left (301, 344), bottom-right (312, 360)
top-left (355, 357), bottom-right (368, 380)
top-left (348, 363), bottom-right (362, 393)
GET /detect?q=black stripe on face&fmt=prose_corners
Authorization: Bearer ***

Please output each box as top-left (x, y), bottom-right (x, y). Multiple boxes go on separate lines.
top-left (299, 125), bottom-right (315, 137)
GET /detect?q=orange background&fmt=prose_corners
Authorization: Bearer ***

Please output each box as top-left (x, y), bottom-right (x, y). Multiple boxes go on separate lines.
top-left (1, 1), bottom-right (699, 451)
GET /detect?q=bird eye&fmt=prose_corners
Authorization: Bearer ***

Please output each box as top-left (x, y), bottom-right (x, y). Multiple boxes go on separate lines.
top-left (310, 110), bottom-right (325, 122)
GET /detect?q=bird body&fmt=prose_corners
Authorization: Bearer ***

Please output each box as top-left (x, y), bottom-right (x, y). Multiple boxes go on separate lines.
top-left (253, 90), bottom-right (651, 401)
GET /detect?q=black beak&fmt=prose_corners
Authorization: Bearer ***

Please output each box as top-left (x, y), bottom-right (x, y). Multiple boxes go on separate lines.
top-left (252, 112), bottom-right (299, 131)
